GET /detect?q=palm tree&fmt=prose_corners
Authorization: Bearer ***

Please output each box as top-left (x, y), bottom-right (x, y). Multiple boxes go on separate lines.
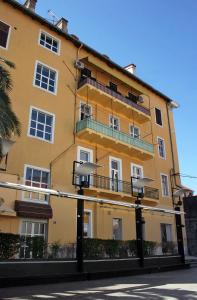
top-left (0, 57), bottom-right (21, 159)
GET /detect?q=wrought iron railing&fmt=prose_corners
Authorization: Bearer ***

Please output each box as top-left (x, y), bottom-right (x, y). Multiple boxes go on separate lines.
top-left (76, 118), bottom-right (154, 154)
top-left (74, 173), bottom-right (159, 200)
top-left (78, 77), bottom-right (150, 116)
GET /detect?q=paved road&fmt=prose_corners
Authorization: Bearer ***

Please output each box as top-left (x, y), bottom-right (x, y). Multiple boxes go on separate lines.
top-left (1, 268), bottom-right (197, 300)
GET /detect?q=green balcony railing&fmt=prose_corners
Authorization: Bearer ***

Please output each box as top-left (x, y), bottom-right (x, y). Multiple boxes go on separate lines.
top-left (76, 118), bottom-right (154, 154)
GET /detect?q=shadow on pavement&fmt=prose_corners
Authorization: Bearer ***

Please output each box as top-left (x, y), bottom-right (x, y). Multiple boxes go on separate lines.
top-left (1, 268), bottom-right (197, 299)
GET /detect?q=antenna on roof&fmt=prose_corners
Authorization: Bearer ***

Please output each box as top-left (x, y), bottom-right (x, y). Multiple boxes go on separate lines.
top-left (47, 10), bottom-right (59, 24)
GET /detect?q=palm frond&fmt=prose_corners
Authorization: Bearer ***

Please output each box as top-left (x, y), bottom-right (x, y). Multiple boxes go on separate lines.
top-left (0, 57), bottom-right (15, 69)
top-left (0, 92), bottom-right (21, 137)
top-left (0, 65), bottom-right (13, 92)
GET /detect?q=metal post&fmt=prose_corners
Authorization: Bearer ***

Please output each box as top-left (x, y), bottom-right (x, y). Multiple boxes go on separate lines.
top-left (76, 188), bottom-right (84, 272)
top-left (175, 206), bottom-right (185, 263)
top-left (135, 197), bottom-right (144, 267)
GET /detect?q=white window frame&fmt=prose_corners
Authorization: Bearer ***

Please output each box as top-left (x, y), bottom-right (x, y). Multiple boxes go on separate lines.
top-left (160, 223), bottom-right (172, 242)
top-left (77, 146), bottom-right (93, 163)
top-left (27, 106), bottom-right (55, 143)
top-left (0, 19), bottom-right (11, 50)
top-left (79, 101), bottom-right (92, 121)
top-left (20, 219), bottom-right (47, 237)
top-left (155, 107), bottom-right (163, 127)
top-left (157, 136), bottom-right (166, 159)
top-left (23, 164), bottom-right (50, 204)
top-left (77, 146), bottom-right (94, 186)
top-left (84, 209), bottom-right (93, 238)
top-left (112, 218), bottom-right (122, 240)
top-left (131, 163), bottom-right (144, 192)
top-left (109, 156), bottom-right (122, 192)
top-left (109, 114), bottom-right (120, 131)
top-left (33, 60), bottom-right (58, 95)
top-left (160, 173), bottom-right (170, 197)
top-left (129, 124), bottom-right (140, 139)
top-left (109, 156), bottom-right (122, 181)
top-left (38, 29), bottom-right (61, 55)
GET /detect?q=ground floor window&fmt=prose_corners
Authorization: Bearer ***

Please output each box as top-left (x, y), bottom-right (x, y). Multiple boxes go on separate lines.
top-left (84, 210), bottom-right (92, 238)
top-left (160, 223), bottom-right (173, 254)
top-left (112, 218), bottom-right (122, 240)
top-left (20, 220), bottom-right (47, 258)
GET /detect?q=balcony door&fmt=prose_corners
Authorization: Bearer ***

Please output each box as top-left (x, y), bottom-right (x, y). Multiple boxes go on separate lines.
top-left (109, 157), bottom-right (122, 192)
top-left (77, 146), bottom-right (93, 186)
top-left (109, 115), bottom-right (120, 131)
top-left (131, 163), bottom-right (143, 193)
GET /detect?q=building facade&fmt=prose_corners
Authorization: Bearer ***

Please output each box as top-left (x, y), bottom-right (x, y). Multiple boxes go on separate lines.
top-left (0, 0), bottom-right (184, 254)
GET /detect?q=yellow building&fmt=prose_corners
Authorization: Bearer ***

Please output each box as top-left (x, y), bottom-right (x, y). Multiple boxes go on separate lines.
top-left (0, 0), bottom-right (184, 255)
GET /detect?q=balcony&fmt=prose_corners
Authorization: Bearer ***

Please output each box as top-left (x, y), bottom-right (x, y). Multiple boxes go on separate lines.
top-left (77, 77), bottom-right (150, 123)
top-left (74, 174), bottom-right (159, 204)
top-left (76, 118), bottom-right (154, 160)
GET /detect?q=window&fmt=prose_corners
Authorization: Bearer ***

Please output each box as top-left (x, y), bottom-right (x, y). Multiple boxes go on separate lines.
top-left (130, 125), bottom-right (140, 139)
top-left (0, 20), bottom-right (10, 49)
top-left (161, 174), bottom-right (169, 197)
top-left (29, 107), bottom-right (55, 142)
top-left (39, 31), bottom-right (60, 54)
top-left (24, 166), bottom-right (50, 202)
top-left (20, 220), bottom-right (47, 258)
top-left (34, 62), bottom-right (57, 94)
top-left (109, 82), bottom-right (118, 92)
top-left (84, 210), bottom-right (92, 238)
top-left (77, 146), bottom-right (93, 186)
top-left (80, 103), bottom-right (92, 120)
top-left (158, 137), bottom-right (166, 159)
top-left (113, 218), bottom-right (122, 240)
top-left (110, 157), bottom-right (122, 192)
top-left (155, 108), bottom-right (163, 126)
top-left (81, 68), bottom-right (91, 79)
top-left (109, 115), bottom-right (120, 130)
top-left (160, 223), bottom-right (173, 254)
top-left (21, 220), bottom-right (47, 237)
top-left (131, 163), bottom-right (143, 193)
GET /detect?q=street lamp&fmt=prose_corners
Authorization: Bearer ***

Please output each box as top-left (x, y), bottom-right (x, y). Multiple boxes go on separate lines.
top-left (131, 176), bottom-right (153, 267)
top-left (0, 138), bottom-right (15, 171)
top-left (72, 160), bottom-right (101, 272)
top-left (172, 187), bottom-right (189, 263)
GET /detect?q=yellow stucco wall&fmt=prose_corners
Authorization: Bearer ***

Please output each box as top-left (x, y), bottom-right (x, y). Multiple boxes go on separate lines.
top-left (0, 0), bottom-right (182, 247)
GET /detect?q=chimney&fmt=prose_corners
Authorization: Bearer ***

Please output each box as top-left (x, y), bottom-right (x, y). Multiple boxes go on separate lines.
top-left (24, 0), bottom-right (37, 11)
top-left (56, 18), bottom-right (68, 33)
top-left (124, 64), bottom-right (136, 75)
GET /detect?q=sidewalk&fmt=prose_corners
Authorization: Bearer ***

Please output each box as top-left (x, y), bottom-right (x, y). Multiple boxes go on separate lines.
top-left (1, 268), bottom-right (197, 300)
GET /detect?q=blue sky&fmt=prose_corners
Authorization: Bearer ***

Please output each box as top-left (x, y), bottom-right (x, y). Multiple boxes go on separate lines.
top-left (21, 0), bottom-right (197, 192)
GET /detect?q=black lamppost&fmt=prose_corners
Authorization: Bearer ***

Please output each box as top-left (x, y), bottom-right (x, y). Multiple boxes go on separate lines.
top-left (0, 138), bottom-right (15, 171)
top-left (131, 176), bottom-right (153, 268)
top-left (173, 188), bottom-right (189, 263)
top-left (72, 160), bottom-right (101, 272)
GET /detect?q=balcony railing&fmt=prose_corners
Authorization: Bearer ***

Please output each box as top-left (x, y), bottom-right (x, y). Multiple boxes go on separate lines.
top-left (76, 118), bottom-right (154, 155)
top-left (78, 77), bottom-right (151, 117)
top-left (74, 173), bottom-right (159, 200)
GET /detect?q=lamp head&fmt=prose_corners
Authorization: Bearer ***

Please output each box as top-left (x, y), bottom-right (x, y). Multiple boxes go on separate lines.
top-left (173, 188), bottom-right (192, 198)
top-left (133, 177), bottom-right (154, 189)
top-left (75, 162), bottom-right (101, 176)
